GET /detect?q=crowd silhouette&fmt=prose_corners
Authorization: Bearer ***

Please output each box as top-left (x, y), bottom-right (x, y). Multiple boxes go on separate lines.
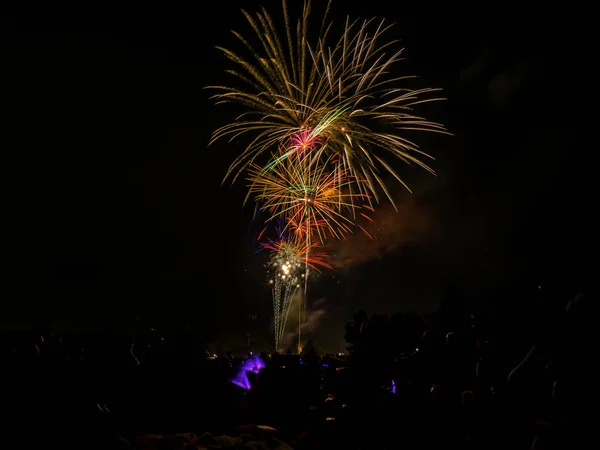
top-left (3, 286), bottom-right (593, 449)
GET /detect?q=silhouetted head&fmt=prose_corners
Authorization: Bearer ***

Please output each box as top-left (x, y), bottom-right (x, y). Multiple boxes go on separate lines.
top-left (564, 292), bottom-right (593, 347)
top-left (353, 310), bottom-right (368, 325)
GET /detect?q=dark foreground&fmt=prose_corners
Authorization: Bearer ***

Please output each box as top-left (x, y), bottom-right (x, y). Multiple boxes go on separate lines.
top-left (5, 293), bottom-right (594, 449)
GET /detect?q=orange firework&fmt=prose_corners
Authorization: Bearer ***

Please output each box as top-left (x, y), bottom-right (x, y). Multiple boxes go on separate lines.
top-left (246, 149), bottom-right (371, 243)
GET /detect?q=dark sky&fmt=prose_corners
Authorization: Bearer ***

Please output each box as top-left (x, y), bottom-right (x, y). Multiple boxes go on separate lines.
top-left (3, 3), bottom-right (592, 349)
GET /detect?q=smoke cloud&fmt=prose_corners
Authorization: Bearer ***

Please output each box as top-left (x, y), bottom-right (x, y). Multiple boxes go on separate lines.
top-left (282, 295), bottom-right (328, 349)
top-left (326, 176), bottom-right (443, 269)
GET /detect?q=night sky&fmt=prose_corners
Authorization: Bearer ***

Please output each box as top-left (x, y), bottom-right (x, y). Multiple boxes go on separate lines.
top-left (3, 3), bottom-right (591, 351)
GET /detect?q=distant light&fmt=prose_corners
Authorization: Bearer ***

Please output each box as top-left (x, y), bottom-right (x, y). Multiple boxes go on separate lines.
top-left (322, 363), bottom-right (329, 367)
top-left (415, 348), bottom-right (419, 352)
top-left (538, 285), bottom-right (542, 289)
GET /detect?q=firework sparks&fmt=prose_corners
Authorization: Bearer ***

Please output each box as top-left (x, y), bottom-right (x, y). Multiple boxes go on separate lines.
top-left (266, 243), bottom-right (302, 351)
top-left (261, 227), bottom-right (331, 349)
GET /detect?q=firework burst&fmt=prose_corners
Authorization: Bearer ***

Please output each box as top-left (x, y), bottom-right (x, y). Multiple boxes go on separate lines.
top-left (208, 0), bottom-right (448, 350)
top-left (247, 149), bottom-right (371, 243)
top-left (208, 0), bottom-right (449, 208)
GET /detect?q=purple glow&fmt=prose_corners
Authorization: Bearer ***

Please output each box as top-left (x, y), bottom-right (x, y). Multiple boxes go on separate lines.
top-left (391, 380), bottom-right (396, 394)
top-left (322, 363), bottom-right (329, 368)
top-left (230, 355), bottom-right (265, 390)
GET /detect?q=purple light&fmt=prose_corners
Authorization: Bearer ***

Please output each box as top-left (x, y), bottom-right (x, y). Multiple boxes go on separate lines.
top-left (391, 380), bottom-right (396, 394)
top-left (322, 363), bottom-right (329, 368)
top-left (230, 355), bottom-right (265, 390)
